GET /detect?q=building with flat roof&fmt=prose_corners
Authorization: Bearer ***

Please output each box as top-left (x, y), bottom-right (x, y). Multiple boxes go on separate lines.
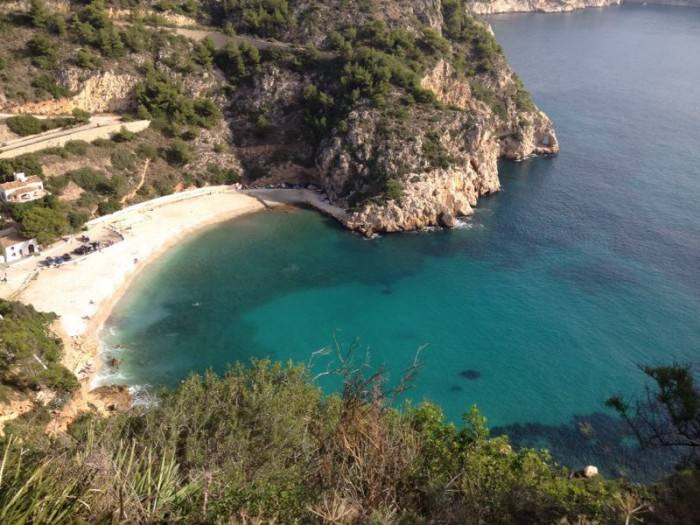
top-left (0, 229), bottom-right (38, 264)
top-left (0, 173), bottom-right (45, 203)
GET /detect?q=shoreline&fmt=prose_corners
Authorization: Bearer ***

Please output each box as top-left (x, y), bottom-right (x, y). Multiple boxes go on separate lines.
top-left (0, 186), bottom-right (266, 431)
top-left (85, 194), bottom-right (264, 385)
top-left (244, 188), bottom-right (349, 224)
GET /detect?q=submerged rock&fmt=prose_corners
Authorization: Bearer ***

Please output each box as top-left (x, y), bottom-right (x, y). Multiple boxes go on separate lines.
top-left (459, 369), bottom-right (481, 380)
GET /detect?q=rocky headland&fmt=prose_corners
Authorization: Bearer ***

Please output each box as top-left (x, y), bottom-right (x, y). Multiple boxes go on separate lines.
top-left (0, 0), bottom-right (558, 237)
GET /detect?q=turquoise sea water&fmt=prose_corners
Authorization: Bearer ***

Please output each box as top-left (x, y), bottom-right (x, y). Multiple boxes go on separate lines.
top-left (103, 6), bottom-right (700, 479)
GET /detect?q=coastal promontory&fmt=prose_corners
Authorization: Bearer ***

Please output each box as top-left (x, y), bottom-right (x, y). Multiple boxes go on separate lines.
top-left (0, 0), bottom-right (558, 236)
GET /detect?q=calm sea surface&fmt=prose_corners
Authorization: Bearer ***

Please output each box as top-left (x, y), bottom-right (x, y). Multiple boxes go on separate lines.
top-left (102, 6), bottom-right (700, 479)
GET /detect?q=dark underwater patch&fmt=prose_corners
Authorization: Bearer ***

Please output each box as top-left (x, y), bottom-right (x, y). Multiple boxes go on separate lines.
top-left (493, 412), bottom-right (683, 482)
top-left (459, 369), bottom-right (481, 380)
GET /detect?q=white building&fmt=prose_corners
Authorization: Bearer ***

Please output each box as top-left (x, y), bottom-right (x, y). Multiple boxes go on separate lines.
top-left (0, 230), bottom-right (38, 264)
top-left (0, 172), bottom-right (45, 203)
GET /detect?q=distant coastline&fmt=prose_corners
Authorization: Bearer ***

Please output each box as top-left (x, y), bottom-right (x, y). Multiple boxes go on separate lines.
top-left (468, 0), bottom-right (700, 15)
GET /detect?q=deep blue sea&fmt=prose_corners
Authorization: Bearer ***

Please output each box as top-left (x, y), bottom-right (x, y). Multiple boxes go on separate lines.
top-left (102, 5), bottom-right (700, 479)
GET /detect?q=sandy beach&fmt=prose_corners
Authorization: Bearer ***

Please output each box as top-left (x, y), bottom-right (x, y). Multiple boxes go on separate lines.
top-left (0, 186), bottom-right (265, 429)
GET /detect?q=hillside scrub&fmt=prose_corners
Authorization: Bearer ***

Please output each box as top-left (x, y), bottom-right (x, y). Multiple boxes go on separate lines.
top-left (0, 300), bottom-right (77, 400)
top-left (0, 0), bottom-right (549, 234)
top-left (1, 359), bottom-right (652, 524)
top-left (4, 115), bottom-right (75, 137)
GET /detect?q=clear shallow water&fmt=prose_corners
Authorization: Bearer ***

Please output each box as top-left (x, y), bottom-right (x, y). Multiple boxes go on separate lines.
top-left (103, 5), bottom-right (700, 479)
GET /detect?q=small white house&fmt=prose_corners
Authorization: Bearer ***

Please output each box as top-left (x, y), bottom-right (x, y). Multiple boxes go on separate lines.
top-left (0, 230), bottom-right (38, 264)
top-left (0, 173), bottom-right (45, 203)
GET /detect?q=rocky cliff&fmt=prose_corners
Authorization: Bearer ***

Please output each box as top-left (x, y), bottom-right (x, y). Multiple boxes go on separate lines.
top-left (316, 64), bottom-right (557, 235)
top-left (0, 0), bottom-right (560, 236)
top-left (221, 1), bottom-right (559, 235)
top-left (2, 70), bottom-right (139, 115)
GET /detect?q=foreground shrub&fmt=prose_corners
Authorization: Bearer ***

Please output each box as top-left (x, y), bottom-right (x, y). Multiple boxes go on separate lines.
top-left (0, 300), bottom-right (77, 395)
top-left (1, 360), bottom-right (642, 523)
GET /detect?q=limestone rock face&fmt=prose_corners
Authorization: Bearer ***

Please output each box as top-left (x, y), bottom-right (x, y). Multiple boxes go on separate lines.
top-left (420, 59), bottom-right (473, 110)
top-left (314, 55), bottom-right (558, 236)
top-left (466, 0), bottom-right (621, 14)
top-left (2, 70), bottom-right (138, 115)
top-left (345, 164), bottom-right (498, 235)
top-left (316, 104), bottom-right (503, 236)
top-left (62, 70), bottom-right (140, 113)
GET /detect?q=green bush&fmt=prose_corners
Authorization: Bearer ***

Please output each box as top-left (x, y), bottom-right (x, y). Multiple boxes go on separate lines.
top-left (31, 75), bottom-right (70, 100)
top-left (5, 116), bottom-right (75, 137)
top-left (97, 198), bottom-right (122, 215)
top-left (214, 40), bottom-right (260, 81)
top-left (442, 0), bottom-right (503, 75)
top-left (136, 143), bottom-right (159, 160)
top-left (112, 126), bottom-right (136, 142)
top-left (471, 81), bottom-right (507, 120)
top-left (27, 34), bottom-right (57, 68)
top-left (91, 138), bottom-right (115, 148)
top-left (67, 210), bottom-right (89, 230)
top-left (422, 131), bottom-right (455, 170)
top-left (0, 299), bottom-right (77, 395)
top-left (5, 115), bottom-right (46, 136)
top-left (64, 140), bottom-right (90, 155)
top-left (14, 203), bottom-right (70, 245)
top-left (47, 13), bottom-right (67, 37)
top-left (134, 69), bottom-right (221, 128)
top-left (165, 139), bottom-right (192, 166)
top-left (110, 149), bottom-right (136, 171)
top-left (385, 177), bottom-right (404, 202)
top-left (45, 174), bottom-right (70, 194)
top-left (28, 0), bottom-right (49, 28)
top-left (0, 155), bottom-right (43, 181)
top-left (220, 0), bottom-right (293, 38)
top-left (0, 361), bottom-right (646, 523)
top-left (67, 167), bottom-right (117, 195)
top-left (76, 48), bottom-right (102, 69)
top-left (72, 108), bottom-right (92, 124)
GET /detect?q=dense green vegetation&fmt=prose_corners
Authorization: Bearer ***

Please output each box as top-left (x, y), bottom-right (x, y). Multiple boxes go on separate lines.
top-left (1, 354), bottom-right (698, 523)
top-left (0, 360), bottom-right (648, 523)
top-left (8, 195), bottom-right (80, 245)
top-left (0, 300), bottom-right (77, 402)
top-left (219, 0), bottom-right (294, 38)
top-left (0, 287), bottom-right (695, 524)
top-left (0, 0), bottom-right (542, 233)
top-left (134, 68), bottom-right (222, 129)
top-left (5, 115), bottom-right (75, 137)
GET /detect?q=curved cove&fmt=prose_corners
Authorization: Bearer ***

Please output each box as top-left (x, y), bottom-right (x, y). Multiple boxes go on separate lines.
top-left (102, 5), bottom-right (700, 479)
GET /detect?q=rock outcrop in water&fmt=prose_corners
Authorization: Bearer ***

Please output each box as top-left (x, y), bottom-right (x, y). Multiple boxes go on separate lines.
top-left (313, 57), bottom-right (557, 235)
